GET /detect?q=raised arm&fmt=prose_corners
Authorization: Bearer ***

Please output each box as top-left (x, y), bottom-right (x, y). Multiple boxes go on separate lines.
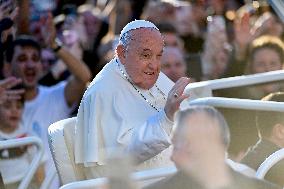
top-left (45, 13), bottom-right (91, 107)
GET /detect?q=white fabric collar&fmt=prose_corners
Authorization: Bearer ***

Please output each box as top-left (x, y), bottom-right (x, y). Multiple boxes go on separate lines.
top-left (119, 20), bottom-right (159, 40)
top-left (115, 58), bottom-right (131, 82)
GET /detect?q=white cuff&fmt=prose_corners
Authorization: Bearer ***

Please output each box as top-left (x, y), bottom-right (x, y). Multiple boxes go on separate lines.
top-left (158, 110), bottom-right (174, 136)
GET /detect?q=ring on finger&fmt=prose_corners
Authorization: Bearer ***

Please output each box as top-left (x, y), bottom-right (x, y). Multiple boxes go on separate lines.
top-left (174, 92), bottom-right (178, 98)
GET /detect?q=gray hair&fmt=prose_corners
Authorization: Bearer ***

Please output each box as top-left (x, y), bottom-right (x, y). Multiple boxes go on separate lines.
top-left (174, 106), bottom-right (230, 148)
top-left (119, 31), bottom-right (133, 49)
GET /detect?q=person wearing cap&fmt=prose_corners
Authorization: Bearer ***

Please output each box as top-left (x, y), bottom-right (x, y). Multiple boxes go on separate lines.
top-left (74, 20), bottom-right (190, 177)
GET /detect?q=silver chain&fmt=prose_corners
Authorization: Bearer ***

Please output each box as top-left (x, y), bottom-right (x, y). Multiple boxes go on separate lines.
top-left (116, 59), bottom-right (166, 112)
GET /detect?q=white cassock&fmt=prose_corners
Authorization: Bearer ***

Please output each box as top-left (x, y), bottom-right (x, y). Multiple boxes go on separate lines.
top-left (74, 57), bottom-right (175, 178)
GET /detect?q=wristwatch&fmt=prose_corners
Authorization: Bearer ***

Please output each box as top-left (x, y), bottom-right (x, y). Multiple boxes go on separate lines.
top-left (52, 38), bottom-right (63, 52)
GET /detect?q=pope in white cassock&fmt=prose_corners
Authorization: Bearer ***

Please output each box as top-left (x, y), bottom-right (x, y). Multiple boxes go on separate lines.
top-left (74, 20), bottom-right (190, 178)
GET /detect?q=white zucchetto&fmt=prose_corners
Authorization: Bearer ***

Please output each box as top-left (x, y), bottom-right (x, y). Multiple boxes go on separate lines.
top-left (119, 20), bottom-right (159, 40)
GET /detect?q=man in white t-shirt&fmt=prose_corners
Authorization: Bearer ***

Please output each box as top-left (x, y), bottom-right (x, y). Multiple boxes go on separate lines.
top-left (4, 15), bottom-right (91, 184)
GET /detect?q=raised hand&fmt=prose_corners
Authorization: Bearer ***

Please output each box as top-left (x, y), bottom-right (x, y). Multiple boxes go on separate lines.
top-left (164, 77), bottom-right (190, 121)
top-left (0, 0), bottom-right (18, 44)
top-left (0, 77), bottom-right (24, 104)
top-left (40, 12), bottom-right (57, 48)
top-left (234, 13), bottom-right (253, 49)
top-left (233, 13), bottom-right (254, 60)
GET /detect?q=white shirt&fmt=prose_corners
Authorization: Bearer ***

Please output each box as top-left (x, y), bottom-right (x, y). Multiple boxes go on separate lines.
top-left (0, 127), bottom-right (31, 184)
top-left (75, 58), bottom-right (175, 176)
top-left (23, 82), bottom-right (72, 172)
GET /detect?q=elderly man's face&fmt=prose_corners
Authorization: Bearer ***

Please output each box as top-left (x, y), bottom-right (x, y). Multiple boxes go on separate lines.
top-left (120, 28), bottom-right (164, 89)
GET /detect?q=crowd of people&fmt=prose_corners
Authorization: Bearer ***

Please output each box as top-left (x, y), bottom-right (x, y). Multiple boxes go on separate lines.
top-left (0, 0), bottom-right (284, 188)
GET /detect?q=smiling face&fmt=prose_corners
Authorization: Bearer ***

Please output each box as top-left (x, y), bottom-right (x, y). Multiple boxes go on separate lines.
top-left (250, 47), bottom-right (283, 94)
top-left (250, 48), bottom-right (283, 74)
top-left (10, 46), bottom-right (42, 90)
top-left (118, 28), bottom-right (164, 89)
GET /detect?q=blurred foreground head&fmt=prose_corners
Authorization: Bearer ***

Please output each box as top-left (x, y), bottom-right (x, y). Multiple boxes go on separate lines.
top-left (171, 105), bottom-right (231, 189)
top-left (171, 105), bottom-right (230, 171)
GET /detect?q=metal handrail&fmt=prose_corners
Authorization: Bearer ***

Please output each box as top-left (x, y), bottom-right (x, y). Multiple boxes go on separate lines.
top-left (0, 136), bottom-right (44, 189)
top-left (188, 97), bottom-right (284, 112)
top-left (133, 166), bottom-right (176, 181)
top-left (185, 70), bottom-right (284, 101)
top-left (39, 168), bottom-right (57, 189)
top-left (59, 178), bottom-right (107, 189)
top-left (255, 148), bottom-right (284, 179)
top-left (59, 166), bottom-right (177, 189)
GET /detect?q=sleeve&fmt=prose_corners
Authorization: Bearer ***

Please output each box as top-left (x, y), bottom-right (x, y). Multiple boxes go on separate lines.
top-left (75, 86), bottom-right (174, 166)
top-left (46, 81), bottom-right (73, 115)
top-left (110, 90), bottom-right (173, 164)
top-left (125, 110), bottom-right (173, 163)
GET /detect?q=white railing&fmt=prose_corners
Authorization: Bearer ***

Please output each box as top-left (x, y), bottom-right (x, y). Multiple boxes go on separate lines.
top-left (39, 168), bottom-right (57, 189)
top-left (133, 166), bottom-right (176, 181)
top-left (188, 97), bottom-right (284, 180)
top-left (0, 136), bottom-right (44, 189)
top-left (184, 70), bottom-right (284, 101)
top-left (188, 97), bottom-right (284, 112)
top-left (255, 148), bottom-right (284, 179)
top-left (59, 166), bottom-right (177, 189)
top-left (59, 178), bottom-right (107, 189)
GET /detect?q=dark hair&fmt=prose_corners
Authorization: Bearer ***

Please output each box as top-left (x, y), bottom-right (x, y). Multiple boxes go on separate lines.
top-left (156, 22), bottom-right (177, 33)
top-left (6, 35), bottom-right (41, 63)
top-left (62, 4), bottom-right (78, 16)
top-left (257, 92), bottom-right (284, 138)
